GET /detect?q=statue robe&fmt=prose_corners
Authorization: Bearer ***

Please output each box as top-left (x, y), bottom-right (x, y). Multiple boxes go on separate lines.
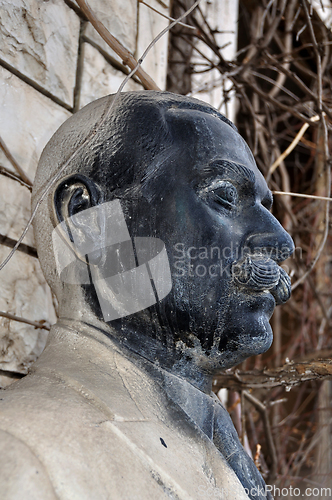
top-left (0, 322), bottom-right (260, 499)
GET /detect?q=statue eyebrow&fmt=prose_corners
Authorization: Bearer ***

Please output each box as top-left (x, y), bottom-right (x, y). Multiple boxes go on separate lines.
top-left (207, 161), bottom-right (274, 208)
top-left (202, 160), bottom-right (256, 185)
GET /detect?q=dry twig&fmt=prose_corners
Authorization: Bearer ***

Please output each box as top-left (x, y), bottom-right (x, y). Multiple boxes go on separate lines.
top-left (0, 310), bottom-right (50, 330)
top-left (0, 165), bottom-right (32, 191)
top-left (243, 391), bottom-right (278, 481)
top-left (75, 0), bottom-right (160, 90)
top-left (0, 136), bottom-right (32, 186)
top-left (215, 359), bottom-right (332, 391)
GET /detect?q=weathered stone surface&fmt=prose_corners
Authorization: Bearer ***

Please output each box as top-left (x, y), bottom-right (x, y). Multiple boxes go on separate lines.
top-left (0, 175), bottom-right (56, 378)
top-left (0, 374), bottom-right (19, 389)
top-left (0, 243), bottom-right (55, 375)
top-left (0, 0), bottom-right (80, 107)
top-left (191, 0), bottom-right (238, 121)
top-left (0, 69), bottom-right (69, 378)
top-left (0, 0), bottom-right (171, 391)
top-left (79, 43), bottom-right (143, 109)
top-left (84, 0), bottom-right (137, 59)
top-left (0, 178), bottom-right (34, 246)
top-left (136, 0), bottom-right (169, 90)
top-left (312, 0), bottom-right (332, 27)
top-left (0, 67), bottom-right (71, 180)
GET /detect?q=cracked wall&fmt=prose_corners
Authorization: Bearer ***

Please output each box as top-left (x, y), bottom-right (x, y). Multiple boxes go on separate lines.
top-left (0, 0), bottom-right (169, 387)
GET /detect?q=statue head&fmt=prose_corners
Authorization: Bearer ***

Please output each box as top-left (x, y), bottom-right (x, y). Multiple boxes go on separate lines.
top-left (32, 91), bottom-right (294, 388)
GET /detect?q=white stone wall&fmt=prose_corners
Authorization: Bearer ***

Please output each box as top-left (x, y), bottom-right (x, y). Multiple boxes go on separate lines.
top-left (190, 0), bottom-right (239, 122)
top-left (0, 0), bottom-right (169, 387)
top-left (0, 0), bottom-right (237, 388)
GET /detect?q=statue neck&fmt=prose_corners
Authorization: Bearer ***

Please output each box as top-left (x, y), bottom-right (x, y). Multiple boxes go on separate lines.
top-left (57, 315), bottom-right (213, 394)
top-left (109, 319), bottom-right (213, 394)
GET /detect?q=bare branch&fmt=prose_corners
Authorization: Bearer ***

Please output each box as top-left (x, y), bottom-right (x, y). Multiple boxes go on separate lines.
top-left (75, 0), bottom-right (160, 90)
top-left (243, 391), bottom-right (278, 480)
top-left (0, 136), bottom-right (32, 186)
top-left (0, 310), bottom-right (50, 330)
top-left (0, 165), bottom-right (32, 191)
top-left (273, 190), bottom-right (332, 202)
top-left (0, 233), bottom-right (37, 259)
top-left (214, 359), bottom-right (332, 391)
top-left (139, 0), bottom-right (196, 30)
top-left (269, 115), bottom-right (321, 174)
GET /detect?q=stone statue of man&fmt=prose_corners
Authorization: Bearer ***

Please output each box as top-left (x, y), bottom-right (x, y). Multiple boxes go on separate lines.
top-left (0, 92), bottom-right (294, 500)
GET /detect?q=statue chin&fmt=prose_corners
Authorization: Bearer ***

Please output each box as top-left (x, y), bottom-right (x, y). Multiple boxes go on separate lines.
top-left (173, 313), bottom-right (273, 375)
top-left (221, 293), bottom-right (275, 362)
top-left (170, 283), bottom-right (275, 373)
top-left (229, 316), bottom-right (273, 359)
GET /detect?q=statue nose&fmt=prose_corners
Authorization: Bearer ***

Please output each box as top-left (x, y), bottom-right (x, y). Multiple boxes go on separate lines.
top-left (246, 217), bottom-right (295, 263)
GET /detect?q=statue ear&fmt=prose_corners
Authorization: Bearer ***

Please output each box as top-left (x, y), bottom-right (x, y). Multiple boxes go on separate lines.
top-left (54, 175), bottom-right (104, 265)
top-left (54, 174), bottom-right (101, 223)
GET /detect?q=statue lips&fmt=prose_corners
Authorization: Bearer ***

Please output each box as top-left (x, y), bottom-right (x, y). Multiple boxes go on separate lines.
top-left (231, 255), bottom-right (292, 306)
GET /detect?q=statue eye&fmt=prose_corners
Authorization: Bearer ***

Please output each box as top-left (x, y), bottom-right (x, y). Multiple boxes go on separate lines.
top-left (212, 181), bottom-right (238, 208)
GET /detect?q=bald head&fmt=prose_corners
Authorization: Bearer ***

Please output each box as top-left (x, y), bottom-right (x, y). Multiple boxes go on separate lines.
top-left (32, 91), bottom-right (235, 206)
top-left (30, 90), bottom-right (294, 374)
top-left (32, 91), bottom-right (235, 295)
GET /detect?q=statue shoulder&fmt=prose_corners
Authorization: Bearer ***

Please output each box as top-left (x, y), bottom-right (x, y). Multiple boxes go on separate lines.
top-left (0, 429), bottom-right (57, 500)
top-left (0, 370), bottom-right (250, 500)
